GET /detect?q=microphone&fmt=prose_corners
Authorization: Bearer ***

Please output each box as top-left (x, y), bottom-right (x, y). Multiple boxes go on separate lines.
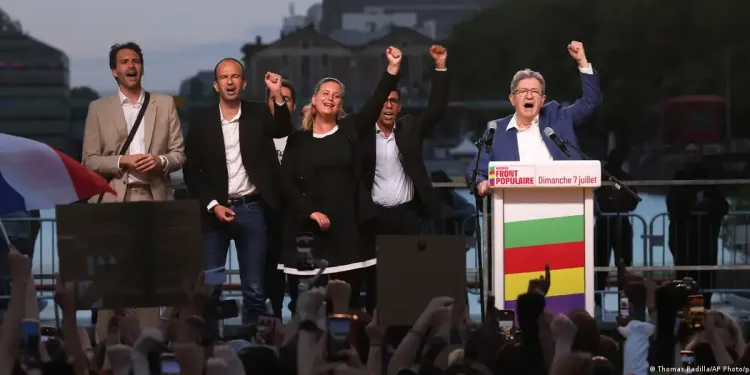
top-left (543, 127), bottom-right (572, 157)
top-left (476, 121), bottom-right (497, 147)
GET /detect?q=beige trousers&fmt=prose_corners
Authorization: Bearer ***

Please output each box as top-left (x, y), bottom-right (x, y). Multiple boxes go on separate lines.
top-left (95, 184), bottom-right (170, 341)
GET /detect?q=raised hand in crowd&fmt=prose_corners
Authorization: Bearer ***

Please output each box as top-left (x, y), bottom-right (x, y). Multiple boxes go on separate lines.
top-left (310, 333), bottom-right (366, 375)
top-left (327, 279), bottom-right (352, 314)
top-left (528, 264), bottom-right (551, 296)
top-left (388, 296), bottom-right (454, 375)
top-left (0, 247), bottom-right (31, 370)
top-left (298, 286), bottom-right (327, 323)
top-left (52, 273), bottom-right (89, 374)
top-left (550, 314), bottom-right (577, 358)
top-left (364, 309), bottom-right (386, 375)
top-left (173, 271), bottom-right (210, 374)
top-left (687, 309), bottom-right (745, 367)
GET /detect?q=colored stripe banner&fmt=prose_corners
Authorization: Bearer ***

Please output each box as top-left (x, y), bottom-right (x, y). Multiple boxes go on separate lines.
top-left (504, 241), bottom-right (584, 274)
top-left (504, 215), bottom-right (584, 249)
top-left (504, 214), bottom-right (585, 307)
top-left (505, 293), bottom-right (586, 315)
top-left (504, 267), bottom-right (585, 301)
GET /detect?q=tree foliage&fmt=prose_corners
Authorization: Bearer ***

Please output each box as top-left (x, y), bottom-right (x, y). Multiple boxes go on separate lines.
top-left (447, 0), bottom-right (750, 136)
top-left (70, 86), bottom-right (100, 100)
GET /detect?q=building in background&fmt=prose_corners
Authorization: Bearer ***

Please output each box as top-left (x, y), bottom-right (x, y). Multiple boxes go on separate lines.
top-left (67, 87), bottom-right (100, 161)
top-left (0, 8), bottom-right (71, 153)
top-left (282, 3), bottom-right (323, 36)
top-left (318, 0), bottom-right (499, 40)
top-left (244, 25), bottom-right (435, 109)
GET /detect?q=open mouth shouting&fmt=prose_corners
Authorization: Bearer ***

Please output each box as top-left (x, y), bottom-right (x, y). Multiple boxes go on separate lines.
top-left (322, 102), bottom-right (335, 110)
top-left (382, 110), bottom-right (394, 121)
top-left (226, 86), bottom-right (237, 96)
top-left (125, 70), bottom-right (138, 81)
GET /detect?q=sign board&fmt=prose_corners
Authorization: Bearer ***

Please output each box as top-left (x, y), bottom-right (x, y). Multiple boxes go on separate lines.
top-left (487, 161), bottom-right (602, 188)
top-left (56, 201), bottom-right (203, 309)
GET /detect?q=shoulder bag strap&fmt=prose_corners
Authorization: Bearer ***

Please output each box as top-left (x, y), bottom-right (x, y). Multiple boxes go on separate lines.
top-left (96, 92), bottom-right (151, 203)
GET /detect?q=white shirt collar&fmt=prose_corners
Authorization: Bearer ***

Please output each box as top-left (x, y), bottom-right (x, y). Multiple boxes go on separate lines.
top-left (219, 104), bottom-right (242, 124)
top-left (375, 122), bottom-right (395, 137)
top-left (118, 88), bottom-right (145, 105)
top-left (506, 114), bottom-right (540, 131)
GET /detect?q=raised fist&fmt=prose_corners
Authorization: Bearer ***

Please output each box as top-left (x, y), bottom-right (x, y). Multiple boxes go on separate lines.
top-left (386, 46), bottom-right (402, 65)
top-left (264, 72), bottom-right (282, 92)
top-left (567, 41), bottom-right (587, 63)
top-left (429, 45), bottom-right (447, 62)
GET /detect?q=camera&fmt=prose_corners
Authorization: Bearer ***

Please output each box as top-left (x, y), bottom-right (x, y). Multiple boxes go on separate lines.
top-left (295, 233), bottom-right (317, 272)
top-left (294, 233), bottom-right (328, 293)
top-left (327, 313), bottom-right (356, 361)
top-left (672, 278), bottom-right (704, 330)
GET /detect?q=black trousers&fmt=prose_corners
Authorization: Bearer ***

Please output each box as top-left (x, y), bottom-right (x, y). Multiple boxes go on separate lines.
top-left (364, 201), bottom-right (422, 312)
top-left (264, 247), bottom-right (286, 319)
top-left (265, 214), bottom-right (286, 318)
top-left (594, 215), bottom-right (633, 305)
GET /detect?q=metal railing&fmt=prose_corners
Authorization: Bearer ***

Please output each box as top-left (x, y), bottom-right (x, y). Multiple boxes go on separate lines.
top-left (2, 178), bottom-right (750, 323)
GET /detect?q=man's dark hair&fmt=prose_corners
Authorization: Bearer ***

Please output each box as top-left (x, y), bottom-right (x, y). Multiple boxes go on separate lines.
top-left (213, 57), bottom-right (245, 81)
top-left (267, 79), bottom-right (296, 104)
top-left (109, 42), bottom-right (143, 70)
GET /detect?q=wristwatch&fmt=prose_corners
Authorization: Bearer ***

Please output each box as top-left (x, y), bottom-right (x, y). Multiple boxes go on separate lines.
top-left (299, 319), bottom-right (320, 332)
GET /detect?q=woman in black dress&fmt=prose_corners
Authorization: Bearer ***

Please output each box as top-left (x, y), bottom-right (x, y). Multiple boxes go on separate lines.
top-left (279, 47), bottom-right (403, 311)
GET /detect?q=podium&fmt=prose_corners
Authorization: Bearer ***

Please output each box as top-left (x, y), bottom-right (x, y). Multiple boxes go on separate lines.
top-left (487, 160), bottom-right (601, 316)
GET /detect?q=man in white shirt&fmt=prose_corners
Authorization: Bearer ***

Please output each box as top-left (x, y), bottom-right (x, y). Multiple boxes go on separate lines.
top-left (361, 45), bottom-right (450, 312)
top-left (467, 41), bottom-right (602, 196)
top-left (82, 42), bottom-right (185, 340)
top-left (183, 58), bottom-right (291, 326)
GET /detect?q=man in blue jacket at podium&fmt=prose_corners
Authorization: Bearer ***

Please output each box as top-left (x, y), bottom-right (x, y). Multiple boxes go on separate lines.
top-left (466, 41), bottom-right (602, 196)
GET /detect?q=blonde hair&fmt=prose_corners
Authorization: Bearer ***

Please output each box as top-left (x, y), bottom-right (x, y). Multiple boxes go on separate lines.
top-left (301, 77), bottom-right (346, 131)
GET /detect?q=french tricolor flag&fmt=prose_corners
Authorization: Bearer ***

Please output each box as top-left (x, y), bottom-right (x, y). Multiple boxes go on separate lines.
top-left (0, 133), bottom-right (115, 214)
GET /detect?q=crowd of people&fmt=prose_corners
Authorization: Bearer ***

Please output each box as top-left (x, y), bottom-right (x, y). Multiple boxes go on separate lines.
top-left (1, 35), bottom-right (745, 375)
top-left (2, 246), bottom-right (749, 374)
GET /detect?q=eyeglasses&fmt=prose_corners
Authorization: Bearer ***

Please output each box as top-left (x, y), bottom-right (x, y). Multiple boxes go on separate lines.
top-left (513, 89), bottom-right (543, 97)
top-left (385, 98), bottom-right (400, 105)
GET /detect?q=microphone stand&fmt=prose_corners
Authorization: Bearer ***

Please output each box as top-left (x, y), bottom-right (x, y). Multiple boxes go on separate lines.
top-left (563, 139), bottom-right (641, 298)
top-left (562, 139), bottom-right (641, 202)
top-left (469, 137), bottom-right (492, 322)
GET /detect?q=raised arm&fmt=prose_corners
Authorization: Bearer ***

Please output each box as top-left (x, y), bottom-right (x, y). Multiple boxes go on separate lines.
top-left (558, 41), bottom-right (602, 126)
top-left (159, 96), bottom-right (186, 174)
top-left (81, 102), bottom-right (122, 179)
top-left (350, 46), bottom-right (402, 136)
top-left (415, 45), bottom-right (450, 140)
top-left (264, 72), bottom-right (293, 138)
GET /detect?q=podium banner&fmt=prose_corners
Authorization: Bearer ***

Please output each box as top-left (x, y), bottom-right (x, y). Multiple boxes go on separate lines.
top-left (501, 189), bottom-right (585, 314)
top-left (489, 161), bottom-right (599, 316)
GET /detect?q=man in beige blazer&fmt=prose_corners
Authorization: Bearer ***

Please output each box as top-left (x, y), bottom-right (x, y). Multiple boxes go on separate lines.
top-left (81, 42), bottom-right (185, 340)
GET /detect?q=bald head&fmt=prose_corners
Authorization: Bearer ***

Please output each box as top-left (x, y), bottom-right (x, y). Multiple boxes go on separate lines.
top-left (213, 57), bottom-right (245, 82)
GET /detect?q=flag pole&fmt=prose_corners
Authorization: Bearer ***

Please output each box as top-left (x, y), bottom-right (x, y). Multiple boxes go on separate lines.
top-left (0, 220), bottom-right (10, 246)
